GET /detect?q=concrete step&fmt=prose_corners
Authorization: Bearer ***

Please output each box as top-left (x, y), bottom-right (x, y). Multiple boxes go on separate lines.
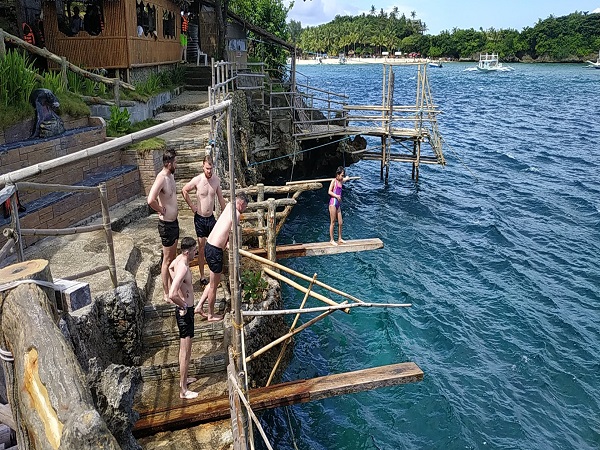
top-left (183, 84), bottom-right (211, 91)
top-left (143, 315), bottom-right (224, 348)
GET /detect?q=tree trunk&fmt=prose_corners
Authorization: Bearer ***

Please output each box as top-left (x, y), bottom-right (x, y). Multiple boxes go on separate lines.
top-left (215, 0), bottom-right (229, 60)
top-left (0, 260), bottom-right (120, 450)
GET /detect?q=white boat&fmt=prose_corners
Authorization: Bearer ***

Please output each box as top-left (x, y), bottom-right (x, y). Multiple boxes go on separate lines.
top-left (466, 53), bottom-right (514, 72)
top-left (585, 51), bottom-right (600, 69)
top-left (428, 60), bottom-right (443, 68)
top-left (338, 53), bottom-right (347, 64)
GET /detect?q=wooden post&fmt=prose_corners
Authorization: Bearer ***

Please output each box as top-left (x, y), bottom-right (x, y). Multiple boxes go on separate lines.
top-left (0, 260), bottom-right (120, 449)
top-left (257, 184), bottom-right (265, 249)
top-left (113, 79), bottom-right (120, 108)
top-left (266, 198), bottom-right (276, 262)
top-left (0, 29), bottom-right (6, 57)
top-left (380, 136), bottom-right (385, 180)
top-left (98, 183), bottom-right (118, 288)
top-left (9, 191), bottom-right (24, 262)
top-left (60, 57), bottom-right (68, 90)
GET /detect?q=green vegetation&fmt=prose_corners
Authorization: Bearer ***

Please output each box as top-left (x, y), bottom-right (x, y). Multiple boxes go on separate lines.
top-left (106, 105), bottom-right (131, 136)
top-left (241, 269), bottom-right (268, 303)
top-left (294, 10), bottom-right (600, 61)
top-left (230, 0), bottom-right (291, 74)
top-left (107, 116), bottom-right (165, 152)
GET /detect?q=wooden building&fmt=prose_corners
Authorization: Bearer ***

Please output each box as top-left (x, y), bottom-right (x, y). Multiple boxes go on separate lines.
top-left (41, 0), bottom-right (183, 78)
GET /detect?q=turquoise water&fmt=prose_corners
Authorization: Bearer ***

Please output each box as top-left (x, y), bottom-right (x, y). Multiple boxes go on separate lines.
top-left (257, 63), bottom-right (600, 449)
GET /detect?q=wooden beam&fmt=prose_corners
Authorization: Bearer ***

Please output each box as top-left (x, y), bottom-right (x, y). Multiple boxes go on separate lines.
top-left (248, 238), bottom-right (383, 260)
top-left (133, 362), bottom-right (423, 434)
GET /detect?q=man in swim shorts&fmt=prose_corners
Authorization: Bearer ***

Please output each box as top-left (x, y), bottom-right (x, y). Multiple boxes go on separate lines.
top-left (147, 149), bottom-right (179, 302)
top-left (181, 155), bottom-right (226, 285)
top-left (195, 192), bottom-right (249, 321)
top-left (169, 237), bottom-right (199, 399)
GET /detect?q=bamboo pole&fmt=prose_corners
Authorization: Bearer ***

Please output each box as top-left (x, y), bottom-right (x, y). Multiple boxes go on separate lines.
top-left (0, 101), bottom-right (232, 189)
top-left (244, 198), bottom-right (296, 210)
top-left (246, 309), bottom-right (335, 362)
top-left (9, 192), bottom-right (24, 262)
top-left (63, 265), bottom-right (110, 281)
top-left (240, 249), bottom-right (365, 304)
top-left (242, 302), bottom-right (412, 316)
top-left (0, 29), bottom-right (5, 57)
top-left (286, 176), bottom-right (360, 185)
top-left (61, 57), bottom-right (68, 90)
top-left (235, 182), bottom-right (323, 195)
top-left (20, 224), bottom-right (104, 236)
top-left (113, 80), bottom-right (121, 108)
top-left (266, 273), bottom-right (317, 387)
top-left (262, 267), bottom-right (348, 311)
top-left (257, 184), bottom-right (265, 249)
top-left (16, 182), bottom-right (99, 193)
top-left (1, 30), bottom-right (135, 90)
top-left (228, 374), bottom-right (274, 450)
top-left (266, 199), bottom-right (276, 262)
top-left (98, 184), bottom-right (117, 288)
top-left (0, 238), bottom-right (15, 262)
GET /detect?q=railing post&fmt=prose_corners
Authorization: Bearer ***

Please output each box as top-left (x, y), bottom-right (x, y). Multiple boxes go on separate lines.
top-left (266, 198), bottom-right (276, 262)
top-left (9, 187), bottom-right (24, 262)
top-left (257, 184), bottom-right (265, 249)
top-left (61, 57), bottom-right (68, 90)
top-left (113, 79), bottom-right (120, 108)
top-left (0, 29), bottom-right (6, 57)
top-left (99, 183), bottom-right (118, 288)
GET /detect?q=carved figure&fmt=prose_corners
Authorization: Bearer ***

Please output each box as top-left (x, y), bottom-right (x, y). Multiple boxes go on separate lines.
top-left (29, 88), bottom-right (65, 139)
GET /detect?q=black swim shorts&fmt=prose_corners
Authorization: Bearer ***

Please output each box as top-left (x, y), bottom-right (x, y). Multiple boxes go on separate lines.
top-left (176, 306), bottom-right (194, 339)
top-left (194, 213), bottom-right (217, 238)
top-left (158, 219), bottom-right (179, 247)
top-left (204, 241), bottom-right (223, 274)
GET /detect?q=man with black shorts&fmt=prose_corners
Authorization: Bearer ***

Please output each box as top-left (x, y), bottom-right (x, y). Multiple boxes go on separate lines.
top-left (195, 192), bottom-right (249, 321)
top-left (182, 155), bottom-right (226, 285)
top-left (147, 150), bottom-right (179, 302)
top-left (169, 237), bottom-right (199, 399)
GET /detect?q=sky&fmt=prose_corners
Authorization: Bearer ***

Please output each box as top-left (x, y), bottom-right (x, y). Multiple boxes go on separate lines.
top-left (286, 0), bottom-right (600, 34)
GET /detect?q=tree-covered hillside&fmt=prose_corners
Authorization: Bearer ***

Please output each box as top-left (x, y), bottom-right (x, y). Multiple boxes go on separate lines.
top-left (290, 10), bottom-right (600, 61)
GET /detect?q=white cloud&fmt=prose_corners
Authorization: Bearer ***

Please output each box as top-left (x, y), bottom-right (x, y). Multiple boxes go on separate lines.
top-left (593, 7), bottom-right (600, 13)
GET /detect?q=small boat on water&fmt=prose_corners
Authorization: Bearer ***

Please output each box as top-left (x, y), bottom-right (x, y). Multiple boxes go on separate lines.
top-left (465, 53), bottom-right (514, 72)
top-left (585, 51), bottom-right (600, 69)
top-left (428, 60), bottom-right (443, 68)
top-left (339, 53), bottom-right (347, 64)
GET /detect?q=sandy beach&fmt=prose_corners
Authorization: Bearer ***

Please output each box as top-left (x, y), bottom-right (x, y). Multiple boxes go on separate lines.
top-left (293, 56), bottom-right (429, 65)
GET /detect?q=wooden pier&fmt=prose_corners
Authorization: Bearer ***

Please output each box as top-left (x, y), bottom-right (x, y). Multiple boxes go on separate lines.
top-left (292, 63), bottom-right (445, 181)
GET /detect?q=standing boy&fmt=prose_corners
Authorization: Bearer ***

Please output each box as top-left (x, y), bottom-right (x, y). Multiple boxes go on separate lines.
top-left (147, 150), bottom-right (178, 302)
top-left (169, 237), bottom-right (199, 399)
top-left (181, 155), bottom-right (226, 285)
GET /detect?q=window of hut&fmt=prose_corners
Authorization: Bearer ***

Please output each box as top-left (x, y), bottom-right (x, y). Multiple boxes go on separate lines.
top-left (136, 1), bottom-right (156, 37)
top-left (56, 0), bottom-right (105, 37)
top-left (162, 9), bottom-right (175, 38)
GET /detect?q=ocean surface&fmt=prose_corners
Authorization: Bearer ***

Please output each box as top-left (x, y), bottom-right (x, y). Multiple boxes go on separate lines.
top-left (255, 62), bottom-right (600, 450)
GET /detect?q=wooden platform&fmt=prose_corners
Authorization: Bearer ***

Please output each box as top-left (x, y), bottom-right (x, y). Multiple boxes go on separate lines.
top-left (361, 152), bottom-right (442, 164)
top-left (134, 361), bottom-right (423, 434)
top-left (248, 238), bottom-right (383, 260)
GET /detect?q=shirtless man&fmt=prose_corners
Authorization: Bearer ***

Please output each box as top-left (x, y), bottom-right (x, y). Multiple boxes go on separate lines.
top-left (168, 237), bottom-right (199, 399)
top-left (181, 155), bottom-right (226, 285)
top-left (195, 192), bottom-right (249, 321)
top-left (147, 150), bottom-right (178, 302)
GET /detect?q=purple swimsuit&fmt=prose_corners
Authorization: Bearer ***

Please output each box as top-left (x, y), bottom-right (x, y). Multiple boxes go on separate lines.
top-left (329, 180), bottom-right (342, 209)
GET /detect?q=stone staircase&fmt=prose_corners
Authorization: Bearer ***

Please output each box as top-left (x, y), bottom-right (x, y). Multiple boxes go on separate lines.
top-left (183, 65), bottom-right (212, 92)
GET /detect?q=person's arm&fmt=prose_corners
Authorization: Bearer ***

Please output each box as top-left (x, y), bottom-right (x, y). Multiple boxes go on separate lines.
top-left (216, 185), bottom-right (227, 211)
top-left (147, 175), bottom-right (165, 215)
top-left (327, 179), bottom-right (336, 198)
top-left (181, 177), bottom-right (198, 213)
top-left (168, 263), bottom-right (188, 309)
top-left (343, 175), bottom-right (350, 183)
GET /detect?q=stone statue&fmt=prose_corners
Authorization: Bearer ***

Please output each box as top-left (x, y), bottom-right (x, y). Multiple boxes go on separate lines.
top-left (29, 88), bottom-right (65, 139)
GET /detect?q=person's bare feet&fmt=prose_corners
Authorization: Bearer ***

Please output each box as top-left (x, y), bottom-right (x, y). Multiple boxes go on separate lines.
top-left (207, 314), bottom-right (224, 322)
top-left (180, 390), bottom-right (198, 400)
top-left (194, 299), bottom-right (208, 318)
top-left (330, 240), bottom-right (338, 246)
top-left (338, 238), bottom-right (346, 244)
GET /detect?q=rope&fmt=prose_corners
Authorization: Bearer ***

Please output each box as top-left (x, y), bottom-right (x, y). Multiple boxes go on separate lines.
top-left (231, 318), bottom-right (244, 331)
top-left (284, 405), bottom-right (300, 450)
top-left (249, 136), bottom-right (351, 168)
top-left (441, 137), bottom-right (480, 182)
top-left (0, 348), bottom-right (14, 362)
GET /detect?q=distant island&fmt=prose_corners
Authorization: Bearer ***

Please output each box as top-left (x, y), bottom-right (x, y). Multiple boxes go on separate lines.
top-left (289, 9), bottom-right (600, 62)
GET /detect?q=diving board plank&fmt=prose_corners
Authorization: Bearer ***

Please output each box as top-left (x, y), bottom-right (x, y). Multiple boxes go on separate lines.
top-left (134, 362), bottom-right (423, 434)
top-left (248, 238), bottom-right (383, 260)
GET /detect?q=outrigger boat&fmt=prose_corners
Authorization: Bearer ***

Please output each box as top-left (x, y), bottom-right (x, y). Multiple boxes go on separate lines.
top-left (465, 53), bottom-right (513, 72)
top-left (585, 51), bottom-right (600, 69)
top-left (428, 60), bottom-right (443, 68)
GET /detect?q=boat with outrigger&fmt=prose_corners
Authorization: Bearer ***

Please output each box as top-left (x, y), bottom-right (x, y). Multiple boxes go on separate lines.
top-left (465, 53), bottom-right (514, 72)
top-left (428, 59), bottom-right (443, 68)
top-left (585, 51), bottom-right (600, 69)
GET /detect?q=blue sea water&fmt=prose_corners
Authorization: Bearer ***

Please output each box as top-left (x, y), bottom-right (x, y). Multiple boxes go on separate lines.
top-left (257, 63), bottom-right (600, 450)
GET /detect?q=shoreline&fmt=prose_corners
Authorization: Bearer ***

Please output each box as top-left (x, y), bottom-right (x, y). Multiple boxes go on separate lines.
top-left (294, 57), bottom-right (428, 66)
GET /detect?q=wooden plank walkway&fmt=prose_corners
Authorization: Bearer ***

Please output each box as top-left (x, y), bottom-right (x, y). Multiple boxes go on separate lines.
top-left (248, 238), bottom-right (383, 260)
top-left (134, 362), bottom-right (423, 434)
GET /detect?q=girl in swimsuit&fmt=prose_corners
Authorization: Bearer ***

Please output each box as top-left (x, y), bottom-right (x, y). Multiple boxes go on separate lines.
top-left (328, 166), bottom-right (348, 246)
